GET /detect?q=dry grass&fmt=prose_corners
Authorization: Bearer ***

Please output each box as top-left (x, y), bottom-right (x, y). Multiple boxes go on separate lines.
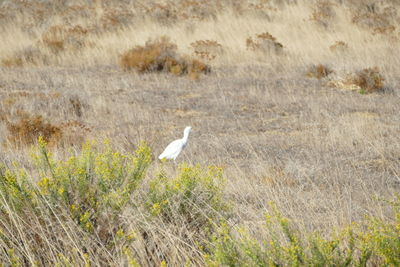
top-left (246, 32), bottom-right (284, 54)
top-left (190, 40), bottom-right (224, 61)
top-left (329, 41), bottom-right (349, 53)
top-left (0, 0), bottom-right (399, 265)
top-left (306, 64), bottom-right (333, 79)
top-left (310, 0), bottom-right (337, 28)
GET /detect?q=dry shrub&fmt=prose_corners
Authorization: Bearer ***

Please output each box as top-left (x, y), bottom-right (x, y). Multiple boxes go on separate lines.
top-left (352, 6), bottom-right (397, 35)
top-left (180, 0), bottom-right (217, 21)
top-left (145, 4), bottom-right (179, 25)
top-left (187, 59), bottom-right (209, 80)
top-left (246, 32), bottom-right (283, 54)
top-left (306, 64), bottom-right (333, 79)
top-left (1, 47), bottom-right (47, 67)
top-left (68, 95), bottom-right (86, 118)
top-left (99, 8), bottom-right (134, 31)
top-left (41, 25), bottom-right (89, 53)
top-left (58, 120), bottom-right (91, 147)
top-left (310, 0), bottom-right (336, 28)
top-left (328, 67), bottom-right (385, 93)
top-left (6, 113), bottom-right (62, 147)
top-left (329, 41), bottom-right (348, 52)
top-left (120, 37), bottom-right (210, 79)
top-left (190, 40), bottom-right (223, 61)
top-left (347, 67), bottom-right (385, 93)
top-left (262, 166), bottom-right (299, 187)
top-left (144, 1), bottom-right (217, 23)
top-left (243, 2), bottom-right (276, 18)
top-left (5, 111), bottom-right (89, 147)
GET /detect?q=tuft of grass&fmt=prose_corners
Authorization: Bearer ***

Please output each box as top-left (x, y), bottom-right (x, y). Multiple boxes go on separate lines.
top-left (41, 25), bottom-right (89, 53)
top-left (352, 7), bottom-right (396, 35)
top-left (1, 47), bottom-right (47, 67)
top-left (120, 36), bottom-right (210, 79)
top-left (190, 40), bottom-right (224, 61)
top-left (246, 32), bottom-right (283, 54)
top-left (347, 67), bottom-right (385, 93)
top-left (329, 41), bottom-right (349, 52)
top-left (306, 64), bottom-right (333, 79)
top-left (310, 0), bottom-right (337, 28)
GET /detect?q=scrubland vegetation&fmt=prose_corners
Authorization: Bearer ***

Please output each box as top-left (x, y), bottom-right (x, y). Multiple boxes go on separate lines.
top-left (0, 0), bottom-right (399, 266)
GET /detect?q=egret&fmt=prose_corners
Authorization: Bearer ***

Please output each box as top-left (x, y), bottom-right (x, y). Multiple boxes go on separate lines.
top-left (158, 126), bottom-right (192, 161)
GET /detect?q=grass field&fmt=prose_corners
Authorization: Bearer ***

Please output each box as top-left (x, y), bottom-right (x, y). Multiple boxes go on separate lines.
top-left (0, 0), bottom-right (399, 266)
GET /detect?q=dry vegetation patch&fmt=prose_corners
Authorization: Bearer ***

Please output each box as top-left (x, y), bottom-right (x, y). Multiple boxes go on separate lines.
top-left (346, 67), bottom-right (385, 93)
top-left (6, 112), bottom-right (62, 147)
top-left (0, 0), bottom-right (399, 265)
top-left (120, 37), bottom-right (209, 79)
top-left (246, 32), bottom-right (283, 54)
top-left (41, 24), bottom-right (90, 53)
top-left (306, 64), bottom-right (333, 79)
top-left (351, 4), bottom-right (398, 35)
top-left (329, 41), bottom-right (349, 53)
top-left (190, 40), bottom-right (224, 61)
top-left (310, 0), bottom-right (337, 28)
top-left (1, 47), bottom-right (48, 67)
top-left (5, 112), bottom-right (90, 148)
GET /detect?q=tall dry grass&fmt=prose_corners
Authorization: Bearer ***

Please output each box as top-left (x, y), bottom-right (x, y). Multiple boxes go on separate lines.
top-left (0, 0), bottom-right (399, 265)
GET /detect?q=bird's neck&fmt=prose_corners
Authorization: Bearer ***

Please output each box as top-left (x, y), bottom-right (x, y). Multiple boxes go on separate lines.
top-left (182, 132), bottom-right (189, 143)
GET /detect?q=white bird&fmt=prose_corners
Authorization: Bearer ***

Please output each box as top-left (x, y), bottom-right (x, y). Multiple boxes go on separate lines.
top-left (158, 126), bottom-right (192, 161)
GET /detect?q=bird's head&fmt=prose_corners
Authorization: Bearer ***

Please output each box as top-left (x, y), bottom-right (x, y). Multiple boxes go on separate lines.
top-left (184, 126), bottom-right (192, 136)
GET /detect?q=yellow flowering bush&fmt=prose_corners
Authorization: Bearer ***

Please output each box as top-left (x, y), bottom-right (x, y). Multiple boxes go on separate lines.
top-left (0, 165), bottom-right (33, 212)
top-left (0, 138), bottom-right (398, 266)
top-left (359, 197), bottom-right (400, 266)
top-left (205, 199), bottom-right (400, 266)
top-left (147, 164), bottom-right (228, 230)
top-left (34, 139), bottom-right (151, 239)
top-left (0, 138), bottom-right (152, 265)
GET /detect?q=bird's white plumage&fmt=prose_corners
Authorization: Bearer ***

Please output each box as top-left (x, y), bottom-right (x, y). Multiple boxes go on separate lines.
top-left (159, 126), bottom-right (192, 160)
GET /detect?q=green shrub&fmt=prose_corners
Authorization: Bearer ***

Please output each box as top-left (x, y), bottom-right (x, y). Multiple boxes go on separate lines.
top-left (34, 138), bottom-right (151, 235)
top-left (0, 138), bottom-right (152, 265)
top-left (147, 164), bottom-right (228, 230)
top-left (0, 139), bottom-right (398, 266)
top-left (359, 197), bottom-right (400, 266)
top-left (205, 199), bottom-right (400, 266)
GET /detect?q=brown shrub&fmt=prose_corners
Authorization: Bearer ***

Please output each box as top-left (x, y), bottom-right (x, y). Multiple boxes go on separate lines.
top-left (329, 41), bottom-right (349, 52)
top-left (352, 6), bottom-right (397, 35)
top-left (306, 64), bottom-right (333, 79)
top-left (58, 120), bottom-right (91, 147)
top-left (120, 37), bottom-right (210, 79)
top-left (347, 67), bottom-right (385, 93)
top-left (1, 47), bottom-right (47, 67)
top-left (69, 95), bottom-right (86, 118)
top-left (310, 0), bottom-right (336, 28)
top-left (145, 3), bottom-right (179, 25)
top-left (246, 32), bottom-right (283, 54)
top-left (41, 25), bottom-right (89, 53)
top-left (262, 166), bottom-right (299, 187)
top-left (6, 113), bottom-right (62, 146)
top-left (190, 40), bottom-right (223, 60)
